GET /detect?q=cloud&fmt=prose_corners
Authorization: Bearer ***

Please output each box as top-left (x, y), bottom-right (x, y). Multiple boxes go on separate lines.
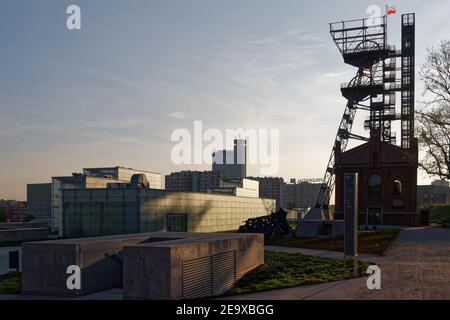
top-left (169, 111), bottom-right (186, 119)
top-left (322, 72), bottom-right (348, 78)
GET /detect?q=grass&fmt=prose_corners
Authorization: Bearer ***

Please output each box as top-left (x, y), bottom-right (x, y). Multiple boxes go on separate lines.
top-left (265, 229), bottom-right (401, 256)
top-left (232, 251), bottom-right (372, 295)
top-left (0, 272), bottom-right (21, 294)
top-left (429, 206), bottom-right (450, 224)
top-left (288, 221), bottom-right (297, 230)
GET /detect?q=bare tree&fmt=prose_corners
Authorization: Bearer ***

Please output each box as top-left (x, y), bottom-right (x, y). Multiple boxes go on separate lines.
top-left (417, 40), bottom-right (450, 180)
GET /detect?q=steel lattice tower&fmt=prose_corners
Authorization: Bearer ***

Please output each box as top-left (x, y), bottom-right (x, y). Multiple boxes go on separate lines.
top-left (312, 13), bottom-right (415, 215)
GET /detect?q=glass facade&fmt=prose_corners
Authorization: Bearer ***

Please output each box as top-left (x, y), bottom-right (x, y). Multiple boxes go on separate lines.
top-left (62, 188), bottom-right (275, 237)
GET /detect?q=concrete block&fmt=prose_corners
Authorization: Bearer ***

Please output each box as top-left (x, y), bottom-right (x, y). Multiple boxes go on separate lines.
top-left (22, 233), bottom-right (153, 296)
top-left (0, 228), bottom-right (49, 244)
top-left (296, 220), bottom-right (323, 238)
top-left (332, 220), bottom-right (345, 236)
top-left (0, 222), bottom-right (49, 230)
top-left (21, 232), bottom-right (263, 299)
top-left (123, 232), bottom-right (264, 300)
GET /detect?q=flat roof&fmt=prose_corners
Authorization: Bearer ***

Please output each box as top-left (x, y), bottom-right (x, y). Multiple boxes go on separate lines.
top-left (61, 187), bottom-right (275, 202)
top-left (82, 166), bottom-right (161, 175)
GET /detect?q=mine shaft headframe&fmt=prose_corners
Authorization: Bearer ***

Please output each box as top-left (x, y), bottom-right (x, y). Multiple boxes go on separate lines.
top-left (311, 12), bottom-right (416, 213)
top-left (329, 15), bottom-right (395, 68)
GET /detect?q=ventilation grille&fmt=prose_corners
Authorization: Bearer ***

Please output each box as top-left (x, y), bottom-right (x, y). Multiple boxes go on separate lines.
top-left (182, 251), bottom-right (236, 299)
top-left (182, 256), bottom-right (213, 299)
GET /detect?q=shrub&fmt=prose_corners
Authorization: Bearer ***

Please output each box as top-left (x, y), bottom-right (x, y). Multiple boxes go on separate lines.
top-left (0, 210), bottom-right (7, 223)
top-left (0, 272), bottom-right (21, 294)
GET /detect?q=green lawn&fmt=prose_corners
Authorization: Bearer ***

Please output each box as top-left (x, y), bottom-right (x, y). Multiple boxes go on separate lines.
top-left (232, 251), bottom-right (372, 295)
top-left (0, 272), bottom-right (21, 294)
top-left (429, 206), bottom-right (450, 224)
top-left (266, 229), bottom-right (401, 256)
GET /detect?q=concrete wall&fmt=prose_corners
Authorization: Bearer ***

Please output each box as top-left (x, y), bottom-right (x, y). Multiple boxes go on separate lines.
top-left (0, 222), bottom-right (49, 229)
top-left (22, 234), bottom-right (150, 296)
top-left (21, 232), bottom-right (264, 299)
top-left (0, 228), bottom-right (49, 244)
top-left (140, 189), bottom-right (274, 233)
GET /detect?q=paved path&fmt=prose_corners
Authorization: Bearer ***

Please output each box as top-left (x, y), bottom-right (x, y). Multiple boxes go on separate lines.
top-left (353, 227), bottom-right (450, 299)
top-left (222, 278), bottom-right (366, 300)
top-left (0, 289), bottom-right (124, 300)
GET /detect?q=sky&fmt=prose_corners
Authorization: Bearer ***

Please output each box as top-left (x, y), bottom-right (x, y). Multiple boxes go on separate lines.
top-left (1, 0), bottom-right (450, 200)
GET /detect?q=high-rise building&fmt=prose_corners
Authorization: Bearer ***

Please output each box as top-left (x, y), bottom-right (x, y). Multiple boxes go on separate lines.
top-left (0, 199), bottom-right (27, 222)
top-left (212, 139), bottom-right (247, 179)
top-left (165, 171), bottom-right (193, 192)
top-left (248, 176), bottom-right (285, 208)
top-left (27, 183), bottom-right (52, 220)
top-left (284, 181), bottom-right (324, 210)
top-left (431, 180), bottom-right (450, 188)
top-left (192, 171), bottom-right (223, 192)
top-left (12, 201), bottom-right (27, 221)
top-left (417, 180), bottom-right (450, 208)
top-left (165, 170), bottom-right (222, 192)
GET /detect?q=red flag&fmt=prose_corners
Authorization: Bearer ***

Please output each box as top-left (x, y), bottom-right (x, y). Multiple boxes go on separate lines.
top-left (387, 7), bottom-right (396, 15)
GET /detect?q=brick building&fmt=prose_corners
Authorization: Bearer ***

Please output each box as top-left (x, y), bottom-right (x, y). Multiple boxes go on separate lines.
top-left (334, 130), bottom-right (421, 226)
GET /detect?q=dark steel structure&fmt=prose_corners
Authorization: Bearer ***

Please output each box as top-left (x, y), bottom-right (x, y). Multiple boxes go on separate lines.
top-left (314, 13), bottom-right (416, 212)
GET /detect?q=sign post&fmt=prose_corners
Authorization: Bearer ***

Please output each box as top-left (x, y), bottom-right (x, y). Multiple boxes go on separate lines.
top-left (344, 173), bottom-right (358, 277)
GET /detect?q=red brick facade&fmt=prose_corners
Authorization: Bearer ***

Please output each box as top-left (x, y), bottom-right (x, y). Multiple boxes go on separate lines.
top-left (334, 131), bottom-right (420, 226)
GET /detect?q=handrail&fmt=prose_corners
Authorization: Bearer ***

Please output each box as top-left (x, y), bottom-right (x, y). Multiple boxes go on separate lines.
top-left (341, 81), bottom-right (384, 88)
top-left (329, 15), bottom-right (386, 29)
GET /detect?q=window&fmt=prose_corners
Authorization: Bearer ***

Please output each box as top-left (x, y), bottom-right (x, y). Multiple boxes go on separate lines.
top-left (403, 76), bottom-right (411, 85)
top-left (368, 174), bottom-right (382, 198)
top-left (166, 214), bottom-right (188, 232)
top-left (402, 57), bottom-right (411, 67)
top-left (393, 179), bottom-right (402, 197)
